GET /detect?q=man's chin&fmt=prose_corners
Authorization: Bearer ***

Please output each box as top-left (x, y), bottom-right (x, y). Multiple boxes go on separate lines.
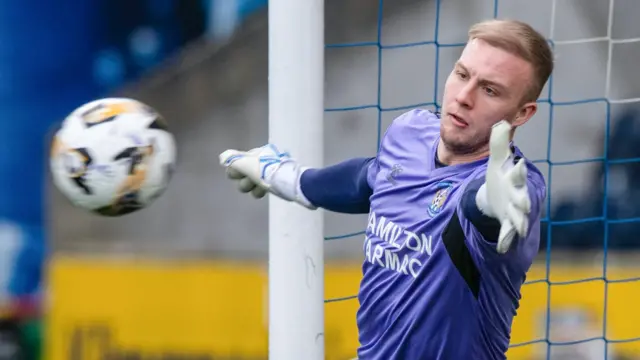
top-left (441, 133), bottom-right (485, 155)
top-left (441, 127), bottom-right (469, 147)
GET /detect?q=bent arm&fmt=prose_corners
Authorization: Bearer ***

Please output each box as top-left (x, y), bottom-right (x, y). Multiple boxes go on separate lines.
top-left (299, 157), bottom-right (375, 214)
top-left (461, 172), bottom-right (544, 251)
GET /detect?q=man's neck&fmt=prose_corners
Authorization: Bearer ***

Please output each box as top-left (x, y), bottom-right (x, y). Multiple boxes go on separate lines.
top-left (436, 140), bottom-right (490, 166)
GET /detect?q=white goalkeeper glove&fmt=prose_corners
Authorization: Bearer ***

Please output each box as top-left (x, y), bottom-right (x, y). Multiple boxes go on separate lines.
top-left (219, 144), bottom-right (316, 209)
top-left (476, 120), bottom-right (532, 254)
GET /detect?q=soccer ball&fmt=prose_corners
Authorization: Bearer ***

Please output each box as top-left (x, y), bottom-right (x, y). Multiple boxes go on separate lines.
top-left (49, 97), bottom-right (176, 216)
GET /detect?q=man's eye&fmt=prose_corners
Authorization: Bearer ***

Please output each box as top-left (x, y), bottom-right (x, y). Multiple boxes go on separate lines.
top-left (457, 71), bottom-right (468, 79)
top-left (484, 87), bottom-right (497, 96)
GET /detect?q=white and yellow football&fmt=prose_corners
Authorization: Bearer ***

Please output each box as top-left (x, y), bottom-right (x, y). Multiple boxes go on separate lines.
top-left (49, 97), bottom-right (176, 216)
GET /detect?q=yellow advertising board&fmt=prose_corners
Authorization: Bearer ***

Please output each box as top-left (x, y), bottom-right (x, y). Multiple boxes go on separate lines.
top-left (45, 255), bottom-right (640, 360)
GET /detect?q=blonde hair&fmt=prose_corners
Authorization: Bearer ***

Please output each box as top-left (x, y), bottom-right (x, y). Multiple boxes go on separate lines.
top-left (468, 19), bottom-right (554, 103)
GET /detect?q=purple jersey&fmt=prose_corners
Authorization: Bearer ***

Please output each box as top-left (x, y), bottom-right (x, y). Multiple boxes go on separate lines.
top-left (355, 109), bottom-right (546, 359)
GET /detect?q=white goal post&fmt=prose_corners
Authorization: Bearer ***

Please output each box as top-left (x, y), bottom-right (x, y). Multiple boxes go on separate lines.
top-left (268, 0), bottom-right (325, 359)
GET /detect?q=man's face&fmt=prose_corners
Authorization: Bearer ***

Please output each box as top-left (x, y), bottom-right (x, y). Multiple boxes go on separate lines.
top-left (440, 38), bottom-right (537, 155)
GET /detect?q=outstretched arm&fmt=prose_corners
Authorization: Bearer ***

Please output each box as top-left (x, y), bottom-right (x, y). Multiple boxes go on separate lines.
top-left (299, 157), bottom-right (374, 214)
top-left (219, 144), bottom-right (375, 214)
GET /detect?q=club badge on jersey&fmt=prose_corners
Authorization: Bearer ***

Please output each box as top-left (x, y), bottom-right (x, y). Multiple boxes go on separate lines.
top-left (428, 181), bottom-right (454, 216)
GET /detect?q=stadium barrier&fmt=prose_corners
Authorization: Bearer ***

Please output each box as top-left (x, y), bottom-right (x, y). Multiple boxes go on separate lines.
top-left (45, 255), bottom-right (640, 360)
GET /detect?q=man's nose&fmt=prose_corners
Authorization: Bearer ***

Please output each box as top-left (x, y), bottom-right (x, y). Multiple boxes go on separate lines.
top-left (455, 83), bottom-right (474, 109)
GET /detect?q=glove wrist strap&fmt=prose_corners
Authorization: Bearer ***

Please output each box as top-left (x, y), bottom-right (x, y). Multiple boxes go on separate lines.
top-left (475, 183), bottom-right (494, 218)
top-left (268, 161), bottom-right (316, 209)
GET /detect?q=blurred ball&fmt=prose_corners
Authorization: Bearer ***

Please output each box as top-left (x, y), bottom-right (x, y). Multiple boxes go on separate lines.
top-left (49, 97), bottom-right (176, 216)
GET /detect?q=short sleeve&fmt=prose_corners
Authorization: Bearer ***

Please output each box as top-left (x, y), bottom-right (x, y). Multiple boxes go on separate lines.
top-left (366, 157), bottom-right (379, 189)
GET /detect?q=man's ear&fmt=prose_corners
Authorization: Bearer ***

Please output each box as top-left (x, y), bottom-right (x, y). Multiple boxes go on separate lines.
top-left (513, 102), bottom-right (537, 127)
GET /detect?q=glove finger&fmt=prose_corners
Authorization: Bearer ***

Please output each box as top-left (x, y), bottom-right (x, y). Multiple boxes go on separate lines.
top-left (488, 121), bottom-right (512, 169)
top-left (508, 158), bottom-right (528, 187)
top-left (497, 220), bottom-right (516, 254)
top-left (219, 149), bottom-right (245, 166)
top-left (506, 202), bottom-right (528, 237)
top-left (251, 186), bottom-right (268, 199)
top-left (509, 187), bottom-right (531, 213)
top-left (226, 167), bottom-right (246, 180)
top-left (238, 177), bottom-right (257, 193)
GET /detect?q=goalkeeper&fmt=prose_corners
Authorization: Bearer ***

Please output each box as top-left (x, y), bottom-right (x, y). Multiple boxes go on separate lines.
top-left (221, 19), bottom-right (552, 360)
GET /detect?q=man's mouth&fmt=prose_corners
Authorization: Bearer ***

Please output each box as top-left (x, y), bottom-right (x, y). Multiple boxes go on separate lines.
top-left (448, 113), bottom-right (468, 128)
